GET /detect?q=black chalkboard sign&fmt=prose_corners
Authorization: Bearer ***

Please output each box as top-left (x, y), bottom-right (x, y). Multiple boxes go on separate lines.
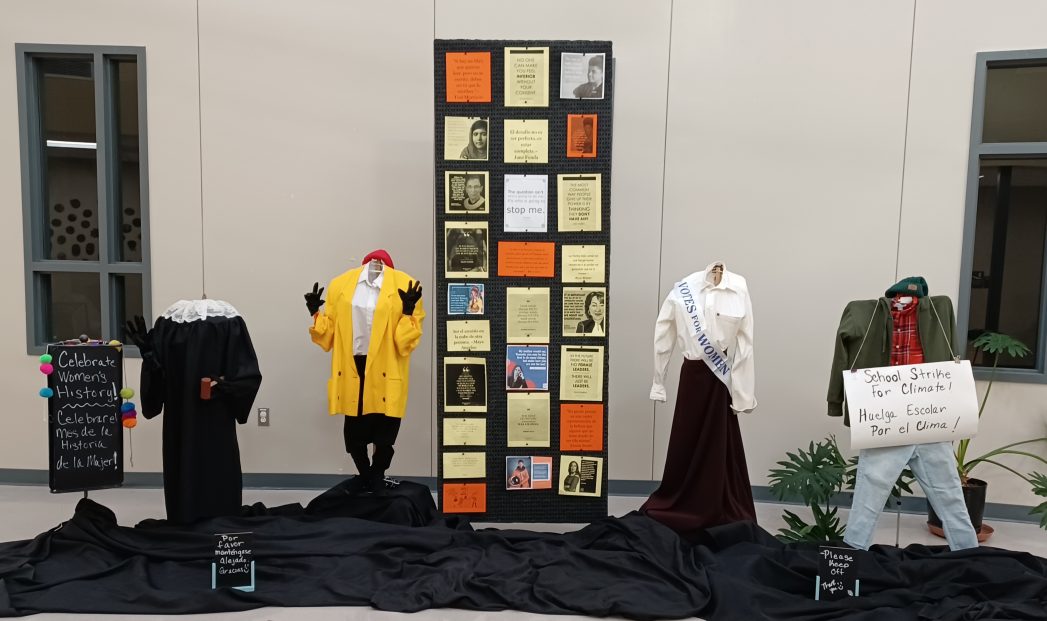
top-left (46, 344), bottom-right (124, 493)
top-left (816, 546), bottom-right (860, 600)
top-left (212, 532), bottom-right (255, 591)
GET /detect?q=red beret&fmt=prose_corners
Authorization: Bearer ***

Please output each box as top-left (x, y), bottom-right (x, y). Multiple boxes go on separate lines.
top-left (361, 249), bottom-right (394, 269)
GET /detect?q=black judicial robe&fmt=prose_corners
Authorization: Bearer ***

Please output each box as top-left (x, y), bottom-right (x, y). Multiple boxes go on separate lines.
top-left (141, 302), bottom-right (262, 524)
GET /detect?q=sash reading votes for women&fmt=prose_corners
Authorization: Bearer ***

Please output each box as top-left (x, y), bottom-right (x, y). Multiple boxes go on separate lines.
top-left (670, 277), bottom-right (732, 387)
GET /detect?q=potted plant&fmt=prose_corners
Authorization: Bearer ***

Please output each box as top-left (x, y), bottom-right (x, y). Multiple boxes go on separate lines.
top-left (927, 332), bottom-right (1047, 540)
top-left (767, 437), bottom-right (848, 542)
top-left (768, 436), bottom-right (913, 542)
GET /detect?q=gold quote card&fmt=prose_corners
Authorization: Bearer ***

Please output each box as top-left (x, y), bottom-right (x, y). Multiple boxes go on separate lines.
top-left (504, 119), bottom-right (549, 164)
top-left (504, 47), bottom-right (549, 107)
top-left (561, 245), bottom-right (606, 283)
top-left (507, 393), bottom-right (551, 448)
top-left (443, 452), bottom-right (486, 479)
top-left (506, 287), bottom-right (550, 344)
top-left (446, 320), bottom-right (491, 352)
top-left (559, 346), bottom-right (604, 402)
top-left (443, 417), bottom-right (487, 447)
top-left (557, 174), bottom-right (601, 232)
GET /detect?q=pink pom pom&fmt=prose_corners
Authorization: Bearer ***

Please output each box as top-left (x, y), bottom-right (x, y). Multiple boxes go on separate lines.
top-left (39, 363), bottom-right (54, 375)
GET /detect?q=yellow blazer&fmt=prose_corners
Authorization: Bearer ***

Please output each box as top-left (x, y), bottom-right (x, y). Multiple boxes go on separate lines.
top-left (309, 266), bottom-right (425, 418)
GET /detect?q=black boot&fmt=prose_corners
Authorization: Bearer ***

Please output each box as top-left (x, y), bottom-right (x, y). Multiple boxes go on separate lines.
top-left (366, 468), bottom-right (388, 495)
top-left (369, 443), bottom-right (396, 495)
top-left (347, 445), bottom-right (371, 496)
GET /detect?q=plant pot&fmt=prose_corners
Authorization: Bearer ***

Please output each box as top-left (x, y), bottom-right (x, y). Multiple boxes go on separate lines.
top-left (927, 478), bottom-right (991, 541)
top-left (928, 521), bottom-right (994, 543)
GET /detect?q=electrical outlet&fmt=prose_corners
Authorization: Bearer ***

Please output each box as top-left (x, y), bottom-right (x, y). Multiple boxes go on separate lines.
top-left (257, 408), bottom-right (269, 426)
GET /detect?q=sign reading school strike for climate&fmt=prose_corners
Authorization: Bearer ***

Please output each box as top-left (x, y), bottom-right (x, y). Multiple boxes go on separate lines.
top-left (46, 344), bottom-right (123, 493)
top-left (842, 360), bottom-right (979, 450)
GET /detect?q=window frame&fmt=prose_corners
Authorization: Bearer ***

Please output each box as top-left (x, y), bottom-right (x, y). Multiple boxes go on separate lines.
top-left (16, 44), bottom-right (151, 356)
top-left (959, 49), bottom-right (1047, 382)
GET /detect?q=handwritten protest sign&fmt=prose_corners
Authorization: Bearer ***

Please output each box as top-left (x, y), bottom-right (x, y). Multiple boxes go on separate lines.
top-left (843, 360), bottom-right (978, 450)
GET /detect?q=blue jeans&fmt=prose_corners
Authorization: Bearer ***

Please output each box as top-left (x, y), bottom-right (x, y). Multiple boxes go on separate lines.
top-left (844, 441), bottom-right (978, 551)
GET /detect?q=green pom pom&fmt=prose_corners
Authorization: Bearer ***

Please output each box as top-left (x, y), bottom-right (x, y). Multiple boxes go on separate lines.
top-left (39, 354), bottom-right (52, 364)
top-left (119, 387), bottom-right (135, 399)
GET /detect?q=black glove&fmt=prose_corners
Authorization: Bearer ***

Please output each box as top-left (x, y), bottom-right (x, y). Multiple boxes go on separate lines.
top-left (124, 315), bottom-right (151, 351)
top-left (398, 280), bottom-right (422, 316)
top-left (305, 282), bottom-right (325, 316)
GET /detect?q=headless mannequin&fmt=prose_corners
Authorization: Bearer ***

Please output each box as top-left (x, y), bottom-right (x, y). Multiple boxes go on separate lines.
top-left (643, 261), bottom-right (758, 535)
top-left (839, 278), bottom-right (978, 551)
top-left (346, 258), bottom-right (396, 493)
top-left (305, 251), bottom-right (424, 495)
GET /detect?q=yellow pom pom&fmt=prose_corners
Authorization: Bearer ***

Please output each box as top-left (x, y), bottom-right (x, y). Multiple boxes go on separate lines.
top-left (119, 388), bottom-right (135, 399)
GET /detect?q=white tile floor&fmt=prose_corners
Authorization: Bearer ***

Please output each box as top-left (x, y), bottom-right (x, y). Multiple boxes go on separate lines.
top-left (2, 484), bottom-right (1044, 620)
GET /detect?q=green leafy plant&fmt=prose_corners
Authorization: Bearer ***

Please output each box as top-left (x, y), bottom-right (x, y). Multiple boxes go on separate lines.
top-left (958, 332), bottom-right (1047, 528)
top-left (768, 437), bottom-right (847, 542)
top-left (1030, 472), bottom-right (1047, 529)
top-left (768, 436), bottom-right (915, 543)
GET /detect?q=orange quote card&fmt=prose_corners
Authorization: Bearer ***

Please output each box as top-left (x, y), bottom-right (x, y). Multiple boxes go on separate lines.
top-left (446, 52), bottom-right (492, 103)
top-left (498, 241), bottom-right (555, 277)
top-left (560, 403), bottom-right (604, 451)
top-left (566, 114), bottom-right (597, 158)
top-left (443, 482), bottom-right (487, 513)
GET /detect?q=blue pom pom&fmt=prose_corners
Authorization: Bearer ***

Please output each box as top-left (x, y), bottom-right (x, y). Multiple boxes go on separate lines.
top-left (121, 402), bottom-right (135, 413)
top-left (39, 387), bottom-right (54, 398)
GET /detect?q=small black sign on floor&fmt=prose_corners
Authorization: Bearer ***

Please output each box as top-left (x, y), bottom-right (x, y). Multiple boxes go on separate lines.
top-left (212, 532), bottom-right (254, 592)
top-left (816, 546), bottom-right (859, 600)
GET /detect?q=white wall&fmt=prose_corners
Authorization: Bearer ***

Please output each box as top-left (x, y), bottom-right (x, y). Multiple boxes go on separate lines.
top-left (658, 0), bottom-right (917, 486)
top-left (2, 0), bottom-right (1045, 507)
top-left (899, 0), bottom-right (1047, 505)
top-left (0, 0), bottom-right (203, 480)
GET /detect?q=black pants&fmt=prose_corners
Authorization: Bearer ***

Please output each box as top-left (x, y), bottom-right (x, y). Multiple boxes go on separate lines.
top-left (343, 355), bottom-right (401, 479)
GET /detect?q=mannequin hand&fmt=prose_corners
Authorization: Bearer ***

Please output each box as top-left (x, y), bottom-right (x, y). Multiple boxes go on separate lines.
top-left (124, 315), bottom-right (151, 351)
top-left (305, 282), bottom-right (325, 316)
top-left (398, 280), bottom-right (422, 316)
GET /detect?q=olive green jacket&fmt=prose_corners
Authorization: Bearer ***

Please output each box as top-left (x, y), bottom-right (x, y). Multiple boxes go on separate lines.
top-left (827, 295), bottom-right (957, 425)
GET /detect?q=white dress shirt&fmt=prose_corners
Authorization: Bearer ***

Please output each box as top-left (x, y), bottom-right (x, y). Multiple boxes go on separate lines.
top-left (351, 267), bottom-right (384, 356)
top-left (650, 262), bottom-right (757, 413)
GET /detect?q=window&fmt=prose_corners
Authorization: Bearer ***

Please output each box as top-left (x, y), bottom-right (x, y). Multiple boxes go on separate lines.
top-left (960, 51), bottom-right (1047, 380)
top-left (16, 46), bottom-right (149, 353)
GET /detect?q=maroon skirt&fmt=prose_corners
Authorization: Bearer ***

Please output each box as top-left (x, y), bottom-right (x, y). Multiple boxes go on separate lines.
top-left (641, 359), bottom-right (756, 537)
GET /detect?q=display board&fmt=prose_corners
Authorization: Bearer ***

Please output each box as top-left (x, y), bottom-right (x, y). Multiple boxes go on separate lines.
top-left (435, 39), bottom-right (613, 522)
top-left (46, 344), bottom-right (124, 493)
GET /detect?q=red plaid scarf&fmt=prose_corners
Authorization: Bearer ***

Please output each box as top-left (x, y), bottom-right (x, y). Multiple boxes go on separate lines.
top-left (890, 295), bottom-right (924, 366)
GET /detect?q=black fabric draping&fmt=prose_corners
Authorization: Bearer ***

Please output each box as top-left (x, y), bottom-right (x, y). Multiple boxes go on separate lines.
top-left (133, 480), bottom-right (445, 530)
top-left (0, 482), bottom-right (1045, 620)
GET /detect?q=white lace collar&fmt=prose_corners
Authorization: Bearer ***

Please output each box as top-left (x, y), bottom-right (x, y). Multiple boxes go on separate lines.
top-left (161, 299), bottom-right (242, 323)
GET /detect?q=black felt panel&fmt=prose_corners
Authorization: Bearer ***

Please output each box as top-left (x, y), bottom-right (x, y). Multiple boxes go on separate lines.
top-left (435, 40), bottom-right (613, 522)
